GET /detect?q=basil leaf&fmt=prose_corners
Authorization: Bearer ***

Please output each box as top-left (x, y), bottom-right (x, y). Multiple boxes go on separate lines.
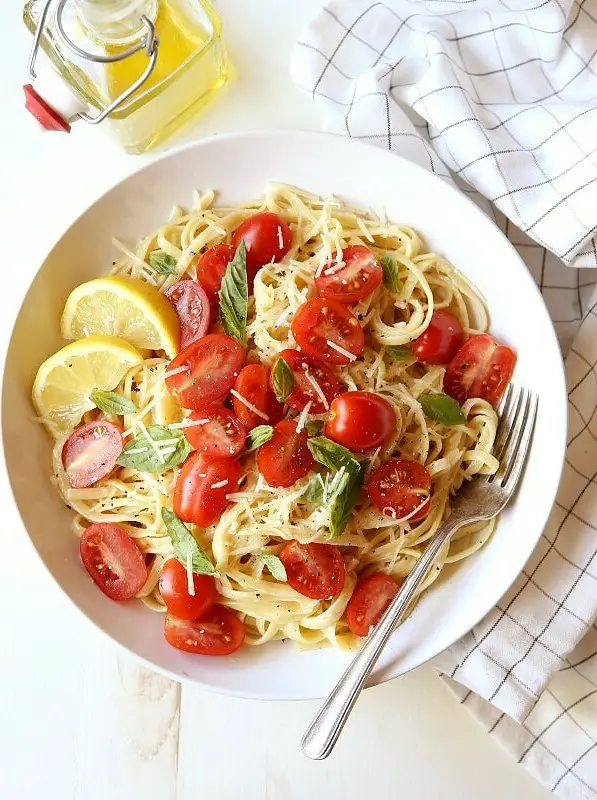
top-left (246, 425), bottom-right (274, 451)
top-left (381, 254), bottom-right (400, 293)
top-left (305, 419), bottom-right (324, 436)
top-left (117, 425), bottom-right (191, 472)
top-left (272, 357), bottom-right (294, 403)
top-left (148, 251), bottom-right (177, 275)
top-left (385, 344), bottom-right (412, 361)
top-left (161, 508), bottom-right (217, 576)
top-left (307, 436), bottom-right (361, 474)
top-left (219, 241), bottom-right (248, 345)
top-left (90, 388), bottom-right (137, 416)
top-left (304, 473), bottom-right (326, 505)
top-left (258, 553), bottom-right (287, 581)
top-left (328, 467), bottom-right (363, 537)
top-left (419, 392), bottom-right (466, 426)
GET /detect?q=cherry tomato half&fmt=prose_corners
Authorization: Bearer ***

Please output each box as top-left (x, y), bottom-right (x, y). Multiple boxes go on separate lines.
top-left (256, 419), bottom-right (314, 488)
top-left (444, 334), bottom-right (516, 406)
top-left (159, 558), bottom-right (218, 621)
top-left (174, 452), bottom-right (240, 528)
top-left (165, 333), bottom-right (244, 410)
top-left (315, 245), bottom-right (383, 304)
top-left (324, 391), bottom-right (396, 452)
top-left (80, 522), bottom-right (147, 601)
top-left (292, 298), bottom-right (364, 365)
top-left (367, 459), bottom-right (432, 521)
top-left (272, 350), bottom-right (343, 414)
top-left (165, 280), bottom-right (210, 349)
top-left (411, 310), bottom-right (463, 365)
top-left (195, 244), bottom-right (235, 308)
top-left (279, 540), bottom-right (346, 600)
top-left (346, 573), bottom-right (399, 636)
top-left (232, 363), bottom-right (284, 430)
top-left (164, 605), bottom-right (245, 656)
top-left (183, 405), bottom-right (247, 458)
top-left (231, 212), bottom-right (292, 282)
top-left (62, 420), bottom-right (123, 489)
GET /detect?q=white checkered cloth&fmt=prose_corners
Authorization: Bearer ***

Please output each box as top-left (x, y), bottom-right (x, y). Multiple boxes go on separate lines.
top-left (291, 2), bottom-right (597, 797)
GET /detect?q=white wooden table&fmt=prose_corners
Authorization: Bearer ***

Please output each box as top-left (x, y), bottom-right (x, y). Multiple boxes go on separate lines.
top-left (0, 3), bottom-right (553, 798)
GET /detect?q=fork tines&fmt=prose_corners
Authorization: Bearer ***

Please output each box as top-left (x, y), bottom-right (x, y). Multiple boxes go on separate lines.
top-left (489, 385), bottom-right (539, 492)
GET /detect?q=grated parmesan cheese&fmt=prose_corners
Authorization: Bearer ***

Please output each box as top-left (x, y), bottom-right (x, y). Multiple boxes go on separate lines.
top-left (186, 550), bottom-right (195, 596)
top-left (295, 401), bottom-right (312, 433)
top-left (277, 225), bottom-right (284, 249)
top-left (168, 418), bottom-right (209, 429)
top-left (323, 260), bottom-right (346, 276)
top-left (138, 421), bottom-right (164, 463)
top-left (304, 371), bottom-right (329, 410)
top-left (211, 480), bottom-right (228, 489)
top-left (163, 364), bottom-right (190, 379)
top-left (326, 340), bottom-right (357, 362)
top-left (230, 389), bottom-right (269, 421)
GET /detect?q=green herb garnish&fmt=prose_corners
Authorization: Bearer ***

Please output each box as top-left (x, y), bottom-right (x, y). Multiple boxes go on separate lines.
top-left (419, 392), bottom-right (465, 426)
top-left (307, 436), bottom-right (361, 474)
top-left (385, 344), bottom-right (412, 361)
top-left (271, 357), bottom-right (295, 403)
top-left (148, 251), bottom-right (177, 275)
top-left (117, 425), bottom-right (191, 472)
top-left (246, 425), bottom-right (274, 451)
top-left (381, 254), bottom-right (400, 293)
top-left (161, 509), bottom-right (217, 576)
top-left (219, 241), bottom-right (248, 345)
top-left (90, 389), bottom-right (137, 416)
top-left (258, 553), bottom-right (287, 581)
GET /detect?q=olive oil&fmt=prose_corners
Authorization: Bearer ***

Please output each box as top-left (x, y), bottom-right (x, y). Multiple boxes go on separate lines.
top-left (23, 0), bottom-right (228, 153)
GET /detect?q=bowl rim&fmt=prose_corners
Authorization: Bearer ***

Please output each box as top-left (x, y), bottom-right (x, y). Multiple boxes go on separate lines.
top-left (0, 129), bottom-right (568, 698)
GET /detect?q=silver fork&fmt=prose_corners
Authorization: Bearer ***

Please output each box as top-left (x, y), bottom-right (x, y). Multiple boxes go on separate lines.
top-left (302, 385), bottom-right (538, 760)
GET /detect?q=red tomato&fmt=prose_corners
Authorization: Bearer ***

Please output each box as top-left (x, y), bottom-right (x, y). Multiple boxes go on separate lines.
top-left (195, 244), bottom-right (235, 308)
top-left (256, 419), bottom-right (314, 488)
top-left (183, 405), bottom-right (247, 458)
top-left (165, 280), bottom-right (210, 349)
top-left (272, 350), bottom-right (343, 413)
top-left (444, 334), bottom-right (516, 406)
top-left (164, 605), bottom-right (245, 655)
top-left (174, 452), bottom-right (240, 528)
top-left (367, 459), bottom-right (432, 521)
top-left (411, 310), bottom-right (463, 365)
top-left (324, 391), bottom-right (396, 452)
top-left (231, 212), bottom-right (292, 282)
top-left (346, 573), bottom-right (399, 636)
top-left (315, 245), bottom-right (383, 304)
top-left (165, 333), bottom-right (244, 410)
top-left (279, 540), bottom-right (346, 599)
top-left (232, 364), bottom-right (284, 430)
top-left (62, 420), bottom-right (123, 489)
top-left (159, 558), bottom-right (218, 621)
top-left (80, 522), bottom-right (147, 601)
top-left (291, 298), bottom-right (364, 365)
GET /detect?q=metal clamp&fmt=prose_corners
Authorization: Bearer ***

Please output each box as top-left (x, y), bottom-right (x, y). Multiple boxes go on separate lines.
top-left (27, 0), bottom-right (159, 125)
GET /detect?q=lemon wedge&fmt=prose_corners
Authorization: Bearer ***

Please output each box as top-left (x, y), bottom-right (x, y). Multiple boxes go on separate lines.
top-left (60, 275), bottom-right (180, 358)
top-left (32, 335), bottom-right (143, 437)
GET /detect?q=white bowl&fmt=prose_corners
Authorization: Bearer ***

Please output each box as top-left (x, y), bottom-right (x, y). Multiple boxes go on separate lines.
top-left (2, 131), bottom-right (567, 699)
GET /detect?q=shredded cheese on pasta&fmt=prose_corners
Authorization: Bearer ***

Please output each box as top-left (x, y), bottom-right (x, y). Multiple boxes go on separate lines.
top-left (48, 183), bottom-right (499, 650)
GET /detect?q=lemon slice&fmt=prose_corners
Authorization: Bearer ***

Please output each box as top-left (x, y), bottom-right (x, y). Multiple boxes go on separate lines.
top-left (60, 275), bottom-right (180, 358)
top-left (32, 335), bottom-right (143, 437)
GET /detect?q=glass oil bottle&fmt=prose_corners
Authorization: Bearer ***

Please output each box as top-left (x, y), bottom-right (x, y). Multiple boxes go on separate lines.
top-left (23, 0), bottom-right (229, 154)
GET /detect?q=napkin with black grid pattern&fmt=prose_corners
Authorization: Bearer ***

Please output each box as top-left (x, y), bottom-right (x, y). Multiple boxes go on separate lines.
top-left (292, 2), bottom-right (597, 796)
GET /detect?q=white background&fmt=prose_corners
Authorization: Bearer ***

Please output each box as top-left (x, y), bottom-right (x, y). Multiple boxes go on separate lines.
top-left (0, 2), bottom-right (553, 798)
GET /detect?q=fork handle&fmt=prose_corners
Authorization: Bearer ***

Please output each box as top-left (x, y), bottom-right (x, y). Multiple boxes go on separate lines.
top-left (301, 515), bottom-right (463, 760)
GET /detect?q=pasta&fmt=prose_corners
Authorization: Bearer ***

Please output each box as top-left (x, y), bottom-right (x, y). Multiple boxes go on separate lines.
top-left (47, 183), bottom-right (501, 652)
